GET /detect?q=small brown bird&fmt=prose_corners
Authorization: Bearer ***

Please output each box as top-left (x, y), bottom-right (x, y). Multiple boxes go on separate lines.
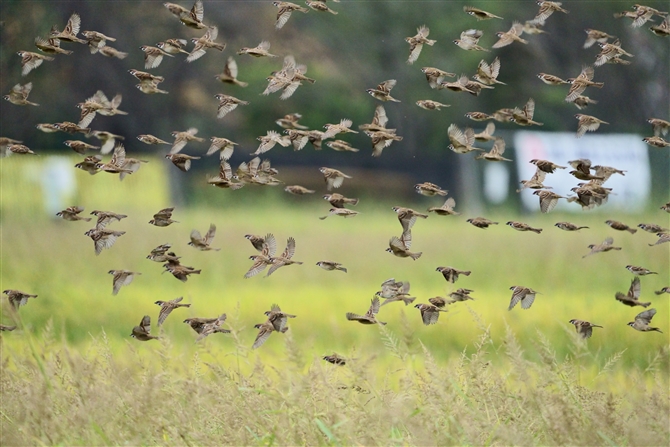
top-left (638, 223), bottom-right (670, 233)
top-left (137, 134), bottom-right (170, 146)
top-left (537, 73), bottom-right (569, 85)
top-left (50, 12), bottom-right (86, 43)
top-left (1, 144), bottom-right (36, 157)
top-left (54, 121), bottom-right (90, 135)
top-left (643, 136), bottom-right (670, 148)
top-left (187, 26), bottom-right (226, 62)
top-left (648, 232), bottom-right (669, 247)
top-left (533, 190), bottom-right (565, 213)
top-left (464, 6), bottom-right (503, 20)
top-left (648, 118), bottom-right (670, 137)
top-left (149, 207), bottom-right (178, 227)
top-left (128, 68), bottom-right (165, 85)
top-left (305, 0), bottom-right (338, 14)
top-left (147, 250), bottom-right (180, 263)
top-left (85, 228), bottom-right (126, 255)
top-left (436, 266), bottom-right (471, 283)
top-left (163, 258), bottom-right (201, 282)
top-left (90, 131), bottom-right (124, 154)
top-left (320, 167), bottom-right (352, 191)
top-left (244, 234), bottom-right (277, 278)
top-left (406, 25), bottom-right (436, 64)
top-left (130, 316), bottom-right (159, 341)
top-left (421, 67), bottom-right (457, 90)
top-left (474, 122), bottom-right (497, 142)
top-left (167, 0), bottom-right (207, 28)
top-left (440, 75), bottom-right (476, 94)
top-left (139, 45), bottom-right (173, 69)
top-left (414, 303), bottom-right (447, 325)
top-left (531, 0), bottom-right (569, 26)
top-left (428, 197), bottom-right (460, 216)
top-left (472, 57), bottom-right (505, 86)
top-left (35, 123), bottom-right (59, 133)
top-left (491, 108), bottom-right (515, 122)
top-left (98, 46), bottom-right (128, 59)
top-left (575, 114), bottom-right (609, 138)
top-left (650, 15), bottom-right (670, 36)
top-left (319, 208), bottom-right (360, 221)
top-left (393, 206), bottom-right (428, 234)
top-left (466, 217), bottom-right (498, 229)
top-left (417, 100), bottom-right (450, 111)
top-left (237, 40), bottom-right (277, 57)
top-left (565, 66), bottom-right (603, 103)
top-left (366, 79), bottom-right (401, 102)
top-left (510, 98), bottom-right (543, 126)
top-left (475, 138), bottom-right (511, 162)
top-left (274, 1), bottom-right (309, 29)
top-left (165, 154), bottom-right (200, 172)
top-left (284, 129), bottom-right (310, 151)
top-left (569, 320), bottom-right (603, 339)
top-left (108, 270), bottom-right (141, 295)
top-left (266, 237), bottom-right (303, 277)
top-left (17, 51), bottom-right (54, 76)
top-left (508, 286), bottom-right (539, 310)
top-left (0, 325), bottom-right (16, 332)
top-left (3, 289), bottom-right (37, 310)
top-left (264, 304), bottom-right (296, 333)
top-left (245, 233), bottom-right (275, 253)
top-left (215, 94), bottom-right (249, 119)
top-left (492, 22), bottom-right (528, 48)
top-left (616, 277), bottom-right (650, 307)
top-left (64, 140), bottom-right (99, 154)
top-left (447, 124), bottom-right (478, 154)
top-left (90, 210), bottom-right (127, 229)
top-left (155, 297), bottom-right (191, 326)
top-left (3, 83), bottom-right (39, 106)
top-left (205, 137), bottom-right (238, 162)
top-left (465, 112), bottom-right (492, 121)
top-left (428, 296), bottom-right (450, 308)
top-left (654, 287), bottom-right (670, 295)
top-left (74, 155), bottom-right (103, 174)
top-left (34, 36), bottom-right (73, 55)
top-left (661, 202), bottom-right (670, 213)
top-left (605, 220), bottom-right (637, 234)
top-left (285, 185), bottom-right (315, 195)
top-left (595, 39), bottom-right (633, 67)
top-left (316, 261), bottom-right (347, 273)
top-left (386, 236), bottom-right (422, 260)
top-left (584, 29), bottom-right (615, 48)
top-left (156, 38), bottom-right (189, 55)
top-left (554, 222), bottom-right (589, 231)
top-left (56, 206), bottom-right (91, 222)
top-left (453, 29), bottom-right (488, 51)
top-left (415, 182), bottom-right (448, 197)
top-left (376, 278), bottom-right (406, 299)
top-left (195, 314), bottom-right (231, 341)
top-left (449, 288), bottom-right (475, 302)
top-left (323, 193), bottom-right (359, 208)
top-left (529, 159), bottom-right (567, 174)
top-left (215, 56), bottom-right (248, 87)
top-left (365, 130), bottom-right (403, 157)
top-left (82, 30), bottom-right (116, 53)
top-left (572, 95), bottom-right (598, 110)
top-left (252, 321), bottom-right (284, 349)
top-left (189, 224), bottom-right (219, 251)
top-left (626, 265), bottom-right (657, 276)
top-left (583, 237), bottom-right (622, 258)
top-left (183, 316), bottom-right (220, 335)
top-left (276, 113), bottom-right (308, 130)
top-left (171, 128), bottom-right (204, 154)
top-left (136, 81), bottom-right (168, 95)
top-left (254, 131), bottom-right (290, 155)
top-left (346, 296), bottom-right (386, 325)
top-left (628, 309), bottom-right (662, 333)
top-left (506, 221), bottom-right (542, 234)
top-left (322, 353), bottom-right (346, 365)
top-left (326, 140), bottom-right (360, 153)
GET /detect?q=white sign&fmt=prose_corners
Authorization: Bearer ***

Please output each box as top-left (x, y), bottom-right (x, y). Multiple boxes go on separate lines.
top-left (513, 131), bottom-right (651, 213)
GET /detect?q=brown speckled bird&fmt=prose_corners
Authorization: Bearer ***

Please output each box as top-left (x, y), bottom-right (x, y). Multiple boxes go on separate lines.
top-left (605, 220), bottom-right (636, 234)
top-left (464, 6), bottom-right (503, 20)
top-left (628, 309), bottom-right (662, 333)
top-left (533, 190), bottom-right (565, 213)
top-left (108, 270), bottom-right (141, 295)
top-left (554, 222), bottom-right (589, 231)
top-left (346, 296), bottom-right (386, 325)
top-left (415, 303), bottom-right (446, 325)
top-left (386, 236), bottom-right (422, 260)
top-left (583, 237), bottom-right (621, 258)
top-left (454, 29), bottom-right (488, 51)
top-left (316, 261), bottom-right (347, 273)
top-left (466, 217), bottom-right (498, 229)
top-left (189, 224), bottom-right (220, 251)
top-left (415, 182), bottom-right (448, 197)
top-left (323, 193), bottom-right (359, 208)
top-left (320, 167), bottom-right (352, 191)
top-left (366, 79), bottom-right (400, 102)
top-left (215, 94), bottom-right (249, 119)
top-left (421, 67), bottom-right (456, 89)
top-left (130, 316), bottom-right (159, 341)
top-left (406, 25), bottom-right (436, 64)
top-left (569, 319), bottom-right (603, 338)
top-left (215, 56), bottom-right (248, 87)
top-left (436, 266), bottom-right (471, 283)
top-left (56, 206), bottom-right (91, 222)
top-left (492, 22), bottom-right (527, 48)
top-left (187, 26), bottom-right (226, 62)
top-left (428, 197), bottom-right (460, 216)
top-left (149, 207), bottom-right (178, 227)
top-left (508, 286), bottom-right (540, 310)
top-left (584, 29), bottom-right (615, 48)
top-left (510, 98), bottom-right (543, 126)
top-left (85, 228), bottom-right (125, 255)
top-left (626, 265), bottom-right (657, 276)
top-left (531, 1), bottom-right (568, 26)
top-left (238, 40), bottom-right (277, 57)
top-left (506, 221), bottom-right (542, 234)
top-left (3, 289), bottom-right (37, 310)
top-left (322, 353), bottom-right (346, 365)
top-left (155, 297), bottom-right (191, 325)
top-left (139, 45), bottom-right (173, 69)
top-left (3, 83), bottom-right (39, 106)
top-left (575, 114), bottom-right (608, 138)
top-left (616, 277), bottom-right (650, 307)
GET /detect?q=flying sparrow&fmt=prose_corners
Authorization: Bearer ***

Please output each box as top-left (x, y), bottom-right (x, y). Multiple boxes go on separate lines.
top-left (654, 287), bottom-right (670, 295)
top-left (264, 304), bottom-right (296, 333)
top-left (474, 122), bottom-right (497, 141)
top-left (647, 118), bottom-right (670, 137)
top-left (156, 38), bottom-right (189, 55)
top-left (266, 237), bottom-right (303, 277)
top-left (466, 217), bottom-right (498, 229)
top-left (417, 100), bottom-right (449, 111)
top-left (406, 25), bottom-right (436, 64)
top-left (529, 159), bottom-right (566, 174)
top-left (90, 130), bottom-right (124, 154)
top-left (506, 221), bottom-right (542, 234)
top-left (415, 303), bottom-right (446, 325)
top-left (616, 277), bottom-right (650, 307)
top-left (323, 193), bottom-right (359, 208)
top-left (215, 56), bottom-right (248, 87)
top-left (274, 1), bottom-right (309, 29)
top-left (215, 94), bottom-right (249, 119)
top-left (98, 46), bottom-right (128, 59)
top-left (49, 13), bottom-right (86, 43)
top-left (605, 220), bottom-right (637, 234)
top-left (386, 236), bottom-right (422, 260)
top-left (244, 234), bottom-right (277, 278)
top-left (421, 67), bottom-right (456, 89)
top-left (346, 296), bottom-right (386, 325)
top-left (554, 222), bottom-right (589, 231)
top-left (508, 286), bottom-right (539, 310)
top-left (17, 51), bottom-right (54, 76)
top-left (189, 224), bottom-right (220, 251)
top-left (428, 197), bottom-right (460, 216)
top-left (285, 185), bottom-right (315, 195)
top-left (569, 319), bottom-right (603, 339)
top-left (163, 258), bottom-right (201, 282)
top-left (1, 144), bottom-right (36, 157)
top-left (165, 154), bottom-right (200, 172)
top-left (90, 210), bottom-right (127, 229)
top-left (366, 79), bottom-right (400, 102)
top-left (533, 190), bottom-right (565, 213)
top-left (137, 134), bottom-right (170, 145)
top-left (364, 130), bottom-right (403, 157)
top-left (475, 137), bottom-right (512, 162)
top-left (305, 0), bottom-right (338, 14)
top-left (531, 0), bottom-right (569, 26)
top-left (449, 288), bottom-right (475, 302)
top-left (34, 36), bottom-right (73, 55)
top-left (436, 266), bottom-right (471, 283)
top-left (322, 353), bottom-right (346, 365)
top-left (171, 128), bottom-right (204, 154)
top-left (463, 6), bottom-right (503, 20)
top-left (108, 270), bottom-right (141, 295)
top-left (326, 140), bottom-right (360, 152)
top-left (195, 314), bottom-right (231, 341)
top-left (537, 73), bottom-right (569, 85)
top-left (627, 309), bottom-right (663, 333)
top-left (252, 320), bottom-right (283, 349)
top-left (130, 315), bottom-right (159, 341)
top-left (625, 265), bottom-right (657, 276)
top-left (237, 40), bottom-right (277, 57)
top-left (575, 114), bottom-right (609, 138)
top-left (572, 95), bottom-right (598, 110)
top-left (139, 45), bottom-right (173, 69)
top-left (510, 98), bottom-right (543, 126)
top-left (492, 22), bottom-right (528, 48)
top-left (472, 57), bottom-right (505, 85)
top-left (638, 223), bottom-right (670, 233)
top-left (187, 26), bottom-right (226, 62)
top-left (453, 29), bottom-right (488, 51)
top-left (64, 140), bottom-right (100, 154)
top-left (584, 29), bottom-right (615, 48)
top-left (3, 83), bottom-right (39, 106)
top-left (415, 182), bottom-right (447, 197)
top-left (642, 136), bottom-right (670, 148)
top-left (320, 167), bottom-right (352, 191)
top-left (316, 261), bottom-right (347, 273)
top-left (3, 289), bottom-right (37, 309)
top-left (85, 228), bottom-right (126, 255)
top-left (149, 207), bottom-right (178, 227)
top-left (447, 124), bottom-right (478, 154)
top-left (56, 206), bottom-right (91, 222)
top-left (583, 237), bottom-right (622, 258)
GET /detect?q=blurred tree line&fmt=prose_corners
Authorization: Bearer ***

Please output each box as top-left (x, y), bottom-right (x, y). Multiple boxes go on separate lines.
top-left (0, 1), bottom-right (668, 206)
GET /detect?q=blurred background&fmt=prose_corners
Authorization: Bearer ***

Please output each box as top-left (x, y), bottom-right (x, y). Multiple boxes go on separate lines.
top-left (0, 1), bottom-right (668, 374)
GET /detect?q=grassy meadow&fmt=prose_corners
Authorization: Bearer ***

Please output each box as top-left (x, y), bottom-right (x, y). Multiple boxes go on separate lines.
top-left (1, 155), bottom-right (669, 445)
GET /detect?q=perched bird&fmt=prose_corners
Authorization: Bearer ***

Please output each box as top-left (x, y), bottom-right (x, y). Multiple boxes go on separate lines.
top-left (322, 353), bottom-right (346, 365)
top-left (17, 51), bottom-right (54, 76)
top-left (466, 217), bottom-right (498, 229)
top-left (165, 153), bottom-right (200, 172)
top-left (508, 286), bottom-right (539, 310)
top-left (575, 114), bottom-right (608, 138)
top-left (628, 309), bottom-right (662, 333)
top-left (316, 261), bottom-right (347, 273)
top-left (464, 6), bottom-right (503, 20)
top-left (156, 38), bottom-right (189, 55)
top-left (320, 207), bottom-right (360, 219)
top-left (320, 167), bottom-right (352, 191)
top-left (533, 190), bottom-right (565, 213)
top-left (428, 197), bottom-right (460, 216)
top-left (139, 45), bottom-right (173, 69)
top-left (187, 26), bottom-right (226, 62)
top-left (554, 222), bottom-right (589, 231)
top-left (531, 0), bottom-right (569, 25)
top-left (492, 22), bottom-right (528, 48)
top-left (366, 79), bottom-right (400, 102)
top-left (626, 265), bottom-right (657, 276)
top-left (137, 134), bottom-right (170, 145)
top-left (266, 237), bottom-right (303, 277)
top-left (421, 67), bottom-right (456, 89)
top-left (506, 221), bottom-right (542, 234)
top-left (215, 94), bottom-right (249, 119)
top-left (454, 29), bottom-right (488, 51)
top-left (215, 56), bottom-right (248, 87)
top-left (616, 277), bottom-right (649, 307)
top-left (237, 40), bottom-right (277, 57)
top-left (406, 25), bottom-right (436, 64)
top-left (149, 207), bottom-right (178, 227)
top-left (605, 220), bottom-right (637, 234)
top-left (569, 320), bottom-right (603, 339)
top-left (3, 289), bottom-right (37, 310)
top-left (323, 193), bottom-right (359, 208)
top-left (3, 83), bottom-right (39, 106)
top-left (583, 237), bottom-right (622, 258)
top-left (56, 206), bottom-right (91, 222)
top-left (285, 185), bottom-right (315, 195)
top-left (415, 182), bottom-right (447, 197)
top-left (537, 73), bottom-right (569, 85)
top-left (386, 236), bottom-right (422, 260)
top-left (274, 1), bottom-right (309, 29)
top-left (108, 270), bottom-right (141, 295)
top-left (510, 98), bottom-right (543, 126)
top-left (264, 304), bottom-right (296, 333)
top-left (436, 266), bottom-right (471, 283)
top-left (417, 100), bottom-right (449, 111)
top-left (244, 234), bottom-right (277, 278)
top-left (189, 224), bottom-right (219, 251)
top-left (584, 29), bottom-right (615, 48)
top-left (346, 296), bottom-right (386, 325)
top-left (415, 303), bottom-right (446, 325)
top-left (130, 316), bottom-right (159, 341)
top-left (305, 0), bottom-right (338, 14)
top-left (475, 138), bottom-right (511, 162)
top-left (84, 228), bottom-right (126, 255)
top-left (90, 210), bottom-right (127, 229)
top-left (447, 124), bottom-right (478, 154)
top-left (171, 128), bottom-right (204, 154)
top-left (654, 287), bottom-right (670, 295)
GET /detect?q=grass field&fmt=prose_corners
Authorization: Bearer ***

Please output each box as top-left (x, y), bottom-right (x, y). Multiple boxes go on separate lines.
top-left (1, 156), bottom-right (669, 445)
